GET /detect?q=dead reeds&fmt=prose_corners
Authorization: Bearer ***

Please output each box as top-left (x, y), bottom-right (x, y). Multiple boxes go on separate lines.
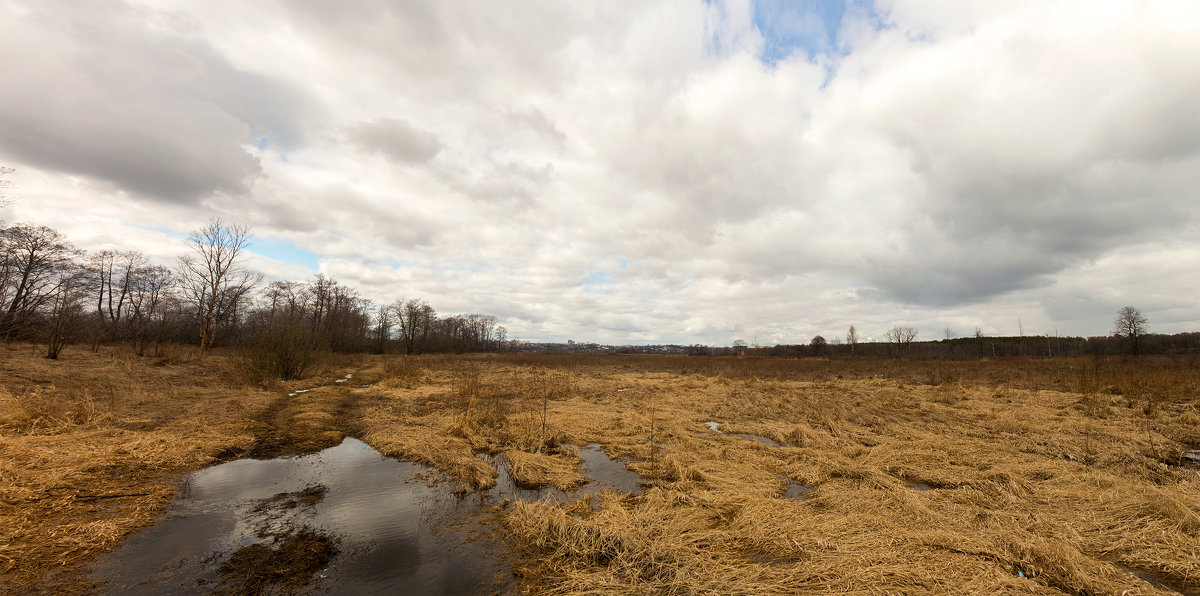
top-left (6, 348), bottom-right (1199, 594)
top-left (354, 353), bottom-right (1200, 594)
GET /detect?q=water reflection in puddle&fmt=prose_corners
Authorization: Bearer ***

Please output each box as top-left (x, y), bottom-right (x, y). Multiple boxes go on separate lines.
top-left (1109, 561), bottom-right (1194, 594)
top-left (92, 438), bottom-right (504, 595)
top-left (483, 444), bottom-right (645, 503)
top-left (781, 480), bottom-right (816, 500)
top-left (703, 421), bottom-right (785, 447)
top-left (737, 433), bottom-right (783, 448)
top-left (1184, 450), bottom-right (1200, 469)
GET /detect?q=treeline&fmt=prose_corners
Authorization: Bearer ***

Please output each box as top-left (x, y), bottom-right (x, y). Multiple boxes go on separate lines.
top-left (727, 333), bottom-right (1200, 360)
top-left (0, 219), bottom-right (506, 362)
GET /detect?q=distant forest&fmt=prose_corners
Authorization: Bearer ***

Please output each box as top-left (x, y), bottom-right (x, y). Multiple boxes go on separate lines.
top-left (737, 332), bottom-right (1200, 359)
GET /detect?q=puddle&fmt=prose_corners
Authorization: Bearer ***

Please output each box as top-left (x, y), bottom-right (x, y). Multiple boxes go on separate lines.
top-left (703, 422), bottom-right (784, 447)
top-left (92, 438), bottom-right (506, 595)
top-left (909, 483), bottom-right (935, 491)
top-left (737, 433), bottom-right (783, 448)
top-left (781, 480), bottom-right (816, 500)
top-left (1184, 450), bottom-right (1200, 468)
top-left (1107, 560), bottom-right (1195, 594)
top-left (484, 444), bottom-right (645, 503)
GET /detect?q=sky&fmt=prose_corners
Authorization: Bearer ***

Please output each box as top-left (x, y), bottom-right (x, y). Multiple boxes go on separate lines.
top-left (2, 0), bottom-right (1199, 345)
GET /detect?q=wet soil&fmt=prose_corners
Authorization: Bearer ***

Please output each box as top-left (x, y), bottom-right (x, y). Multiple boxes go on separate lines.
top-left (240, 373), bottom-right (367, 460)
top-left (215, 529), bottom-right (338, 596)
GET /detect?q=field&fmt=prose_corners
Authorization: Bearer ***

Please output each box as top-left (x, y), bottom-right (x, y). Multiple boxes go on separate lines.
top-left (2, 346), bottom-right (1199, 594)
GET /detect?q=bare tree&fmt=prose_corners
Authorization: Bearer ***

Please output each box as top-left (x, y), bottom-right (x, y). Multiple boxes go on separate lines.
top-left (1112, 306), bottom-right (1148, 356)
top-left (0, 224), bottom-right (79, 339)
top-left (392, 298), bottom-right (437, 354)
top-left (126, 265), bottom-right (175, 356)
top-left (944, 327), bottom-right (953, 340)
top-left (45, 265), bottom-right (89, 359)
top-left (884, 326), bottom-right (918, 354)
top-left (372, 304), bottom-right (392, 354)
top-left (177, 219), bottom-right (261, 351)
top-left (846, 325), bottom-right (858, 355)
top-left (89, 249), bottom-right (150, 340)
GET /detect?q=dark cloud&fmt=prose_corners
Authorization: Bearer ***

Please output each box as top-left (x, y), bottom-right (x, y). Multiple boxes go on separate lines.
top-left (0, 2), bottom-right (313, 203)
top-left (348, 119), bottom-right (442, 164)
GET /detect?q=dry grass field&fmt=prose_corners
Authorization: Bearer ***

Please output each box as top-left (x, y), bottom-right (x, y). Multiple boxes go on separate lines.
top-left (2, 346), bottom-right (1198, 594)
top-left (0, 343), bottom-right (362, 595)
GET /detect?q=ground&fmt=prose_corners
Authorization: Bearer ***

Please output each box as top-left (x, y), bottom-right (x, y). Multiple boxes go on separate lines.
top-left (1, 346), bottom-right (1198, 594)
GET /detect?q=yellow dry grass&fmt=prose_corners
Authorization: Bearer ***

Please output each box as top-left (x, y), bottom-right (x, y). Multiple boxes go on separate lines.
top-left (353, 355), bottom-right (1200, 595)
top-left (0, 343), bottom-right (359, 594)
top-left (4, 347), bottom-right (1198, 594)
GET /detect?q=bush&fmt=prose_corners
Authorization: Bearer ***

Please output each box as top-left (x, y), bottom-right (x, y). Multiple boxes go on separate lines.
top-left (237, 319), bottom-right (319, 381)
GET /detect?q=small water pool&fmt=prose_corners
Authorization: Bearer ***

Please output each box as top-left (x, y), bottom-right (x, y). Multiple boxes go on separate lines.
top-left (92, 438), bottom-right (506, 595)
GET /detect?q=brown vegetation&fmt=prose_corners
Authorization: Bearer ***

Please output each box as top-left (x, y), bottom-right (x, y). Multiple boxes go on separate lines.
top-left (3, 349), bottom-right (1198, 594)
top-left (355, 354), bottom-right (1199, 594)
top-left (0, 343), bottom-right (359, 594)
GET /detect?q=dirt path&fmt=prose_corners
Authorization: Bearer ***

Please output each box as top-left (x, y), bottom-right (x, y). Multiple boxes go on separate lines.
top-left (240, 375), bottom-right (367, 459)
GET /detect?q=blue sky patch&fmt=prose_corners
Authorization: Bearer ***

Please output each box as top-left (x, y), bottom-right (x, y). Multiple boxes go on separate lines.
top-left (587, 271), bottom-right (613, 285)
top-left (139, 224), bottom-right (186, 239)
top-left (753, 0), bottom-right (845, 63)
top-left (749, 0), bottom-right (883, 65)
top-left (250, 236), bottom-right (320, 270)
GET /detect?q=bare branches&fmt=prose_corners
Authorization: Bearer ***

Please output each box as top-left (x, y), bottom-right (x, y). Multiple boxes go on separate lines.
top-left (1112, 306), bottom-right (1149, 356)
top-left (884, 326), bottom-right (918, 353)
top-left (0, 225), bottom-right (80, 339)
top-left (177, 219), bottom-right (261, 351)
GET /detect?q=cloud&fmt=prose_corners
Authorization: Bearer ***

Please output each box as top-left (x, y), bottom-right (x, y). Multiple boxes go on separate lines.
top-left (0, 2), bottom-right (313, 203)
top-left (348, 118), bottom-right (442, 164)
top-left (4, 0), bottom-right (1200, 344)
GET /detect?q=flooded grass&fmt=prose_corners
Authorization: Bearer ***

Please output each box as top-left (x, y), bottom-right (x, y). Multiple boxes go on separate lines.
top-left (485, 443), bottom-right (646, 503)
